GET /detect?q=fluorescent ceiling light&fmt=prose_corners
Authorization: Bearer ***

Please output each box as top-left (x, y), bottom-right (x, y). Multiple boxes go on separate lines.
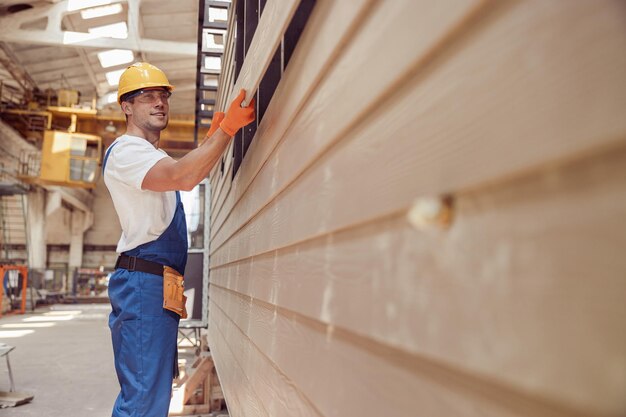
top-left (89, 22), bottom-right (128, 39)
top-left (98, 49), bottom-right (134, 68)
top-left (67, 0), bottom-right (111, 12)
top-left (63, 31), bottom-right (102, 45)
top-left (106, 68), bottom-right (126, 86)
top-left (81, 3), bottom-right (123, 19)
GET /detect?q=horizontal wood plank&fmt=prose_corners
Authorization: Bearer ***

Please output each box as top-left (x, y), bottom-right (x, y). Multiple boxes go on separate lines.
top-left (208, 313), bottom-right (269, 417)
top-left (210, 140), bottom-right (233, 223)
top-left (209, 296), bottom-right (325, 417)
top-left (211, 0), bottom-right (626, 265)
top-left (211, 143), bottom-right (626, 415)
top-left (210, 285), bottom-right (597, 417)
top-left (209, 0), bottom-right (377, 238)
top-left (209, 0), bottom-right (486, 250)
top-left (228, 0), bottom-right (300, 107)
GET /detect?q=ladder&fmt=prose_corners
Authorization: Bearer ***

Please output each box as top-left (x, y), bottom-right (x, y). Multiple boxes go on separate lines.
top-left (0, 194), bottom-right (28, 263)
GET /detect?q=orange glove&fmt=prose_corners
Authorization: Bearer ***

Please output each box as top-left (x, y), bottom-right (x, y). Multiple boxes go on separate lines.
top-left (207, 111), bottom-right (225, 137)
top-left (219, 89), bottom-right (255, 137)
top-left (200, 111), bottom-right (225, 145)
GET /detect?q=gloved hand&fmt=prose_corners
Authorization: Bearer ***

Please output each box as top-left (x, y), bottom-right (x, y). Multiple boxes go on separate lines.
top-left (200, 111), bottom-right (225, 145)
top-left (220, 89), bottom-right (255, 136)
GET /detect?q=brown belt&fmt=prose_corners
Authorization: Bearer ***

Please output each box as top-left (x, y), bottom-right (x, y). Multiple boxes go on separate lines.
top-left (115, 255), bottom-right (164, 276)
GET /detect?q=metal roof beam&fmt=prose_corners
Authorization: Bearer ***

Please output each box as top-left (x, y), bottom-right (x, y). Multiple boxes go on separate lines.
top-left (0, 42), bottom-right (37, 92)
top-left (0, 0), bottom-right (196, 57)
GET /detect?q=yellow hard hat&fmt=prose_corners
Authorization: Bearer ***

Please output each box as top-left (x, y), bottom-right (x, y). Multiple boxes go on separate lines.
top-left (117, 62), bottom-right (174, 104)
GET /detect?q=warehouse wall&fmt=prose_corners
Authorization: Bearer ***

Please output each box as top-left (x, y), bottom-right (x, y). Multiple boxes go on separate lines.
top-left (83, 177), bottom-right (119, 247)
top-left (42, 173), bottom-right (119, 269)
top-left (207, 1), bottom-right (626, 416)
top-left (83, 176), bottom-right (120, 268)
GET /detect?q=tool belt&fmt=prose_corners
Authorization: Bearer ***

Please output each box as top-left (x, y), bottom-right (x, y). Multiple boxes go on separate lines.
top-left (115, 255), bottom-right (188, 318)
top-left (163, 266), bottom-right (187, 319)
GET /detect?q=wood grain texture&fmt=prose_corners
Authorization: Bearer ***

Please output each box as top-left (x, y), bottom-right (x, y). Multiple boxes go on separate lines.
top-left (210, 143), bottom-right (626, 416)
top-left (228, 0), bottom-right (300, 107)
top-left (210, 283), bottom-right (606, 417)
top-left (209, 0), bottom-right (376, 232)
top-left (208, 313), bottom-right (269, 417)
top-left (211, 0), bottom-right (626, 265)
top-left (209, 0), bottom-right (483, 248)
top-left (209, 297), bottom-right (324, 417)
top-left (210, 140), bottom-right (233, 222)
top-left (207, 1), bottom-right (626, 416)
top-left (211, 155), bottom-right (233, 227)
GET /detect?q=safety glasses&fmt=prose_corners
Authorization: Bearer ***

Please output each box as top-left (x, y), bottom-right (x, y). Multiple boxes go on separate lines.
top-left (126, 89), bottom-right (172, 104)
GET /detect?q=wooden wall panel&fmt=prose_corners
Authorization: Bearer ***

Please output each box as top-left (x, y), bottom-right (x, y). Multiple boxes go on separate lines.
top-left (209, 295), bottom-right (324, 417)
top-left (215, 0), bottom-right (239, 112)
top-left (208, 313), bottom-right (269, 417)
top-left (208, 1), bottom-right (626, 416)
top-left (210, 141), bottom-right (234, 225)
top-left (211, 144), bottom-right (626, 416)
top-left (209, 0), bottom-right (376, 235)
top-left (226, 0), bottom-right (300, 107)
top-left (211, 283), bottom-right (603, 417)
top-left (210, 0), bottom-right (484, 248)
top-left (211, 0), bottom-right (626, 266)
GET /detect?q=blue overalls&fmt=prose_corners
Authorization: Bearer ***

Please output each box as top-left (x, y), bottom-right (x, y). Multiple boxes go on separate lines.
top-left (103, 143), bottom-right (188, 417)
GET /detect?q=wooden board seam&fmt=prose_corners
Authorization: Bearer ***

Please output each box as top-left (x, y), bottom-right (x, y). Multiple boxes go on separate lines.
top-left (209, 298), bottom-right (325, 417)
top-left (210, 284), bottom-right (598, 417)
top-left (209, 0), bottom-right (494, 255)
top-left (208, 0), bottom-right (379, 238)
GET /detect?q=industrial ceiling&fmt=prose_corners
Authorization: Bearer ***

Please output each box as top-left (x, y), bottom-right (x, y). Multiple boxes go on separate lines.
top-left (0, 0), bottom-right (202, 118)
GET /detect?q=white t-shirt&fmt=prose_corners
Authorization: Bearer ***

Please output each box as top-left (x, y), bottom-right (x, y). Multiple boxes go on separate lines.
top-left (103, 134), bottom-right (177, 253)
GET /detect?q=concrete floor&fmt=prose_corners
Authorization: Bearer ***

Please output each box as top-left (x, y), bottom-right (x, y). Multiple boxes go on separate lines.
top-left (0, 304), bottom-right (119, 416)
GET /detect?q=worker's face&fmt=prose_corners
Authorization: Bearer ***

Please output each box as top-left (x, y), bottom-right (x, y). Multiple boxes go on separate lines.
top-left (123, 87), bottom-right (170, 131)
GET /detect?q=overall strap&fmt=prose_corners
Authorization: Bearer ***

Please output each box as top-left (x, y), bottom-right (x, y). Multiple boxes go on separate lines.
top-left (102, 142), bottom-right (119, 174)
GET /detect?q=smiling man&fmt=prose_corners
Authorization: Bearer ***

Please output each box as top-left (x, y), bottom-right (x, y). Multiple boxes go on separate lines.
top-left (102, 62), bottom-right (254, 417)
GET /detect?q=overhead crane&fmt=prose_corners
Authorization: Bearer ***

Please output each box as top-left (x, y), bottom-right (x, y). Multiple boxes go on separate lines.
top-left (1, 87), bottom-right (197, 190)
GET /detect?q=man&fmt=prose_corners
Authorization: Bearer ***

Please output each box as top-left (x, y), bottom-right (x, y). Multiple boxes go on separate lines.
top-left (103, 62), bottom-right (254, 417)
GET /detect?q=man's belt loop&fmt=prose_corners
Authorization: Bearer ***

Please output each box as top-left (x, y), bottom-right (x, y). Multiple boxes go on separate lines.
top-left (128, 256), bottom-right (137, 271)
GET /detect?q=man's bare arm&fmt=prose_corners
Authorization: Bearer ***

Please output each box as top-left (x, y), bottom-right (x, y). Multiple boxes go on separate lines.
top-left (141, 128), bottom-right (231, 192)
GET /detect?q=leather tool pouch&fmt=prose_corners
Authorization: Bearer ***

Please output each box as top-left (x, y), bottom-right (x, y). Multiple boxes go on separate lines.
top-left (163, 266), bottom-right (188, 318)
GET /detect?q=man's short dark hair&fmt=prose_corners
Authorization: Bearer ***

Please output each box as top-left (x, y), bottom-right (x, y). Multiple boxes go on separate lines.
top-left (120, 91), bottom-right (137, 103)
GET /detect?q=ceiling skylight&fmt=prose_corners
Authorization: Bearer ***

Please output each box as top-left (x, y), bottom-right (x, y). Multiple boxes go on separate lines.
top-left (67, 0), bottom-right (112, 12)
top-left (105, 68), bottom-right (126, 86)
top-left (81, 3), bottom-right (123, 19)
top-left (98, 49), bottom-right (134, 68)
top-left (105, 92), bottom-right (118, 104)
top-left (89, 22), bottom-right (128, 39)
